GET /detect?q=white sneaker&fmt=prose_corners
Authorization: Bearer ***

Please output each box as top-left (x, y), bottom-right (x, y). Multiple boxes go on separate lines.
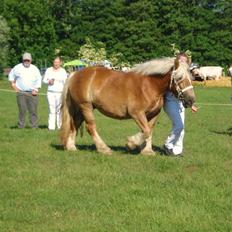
top-left (163, 145), bottom-right (183, 157)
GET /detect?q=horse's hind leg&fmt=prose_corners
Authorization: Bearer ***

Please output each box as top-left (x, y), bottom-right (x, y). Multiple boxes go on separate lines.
top-left (64, 107), bottom-right (84, 151)
top-left (67, 112), bottom-right (84, 150)
top-left (65, 117), bottom-right (77, 151)
top-left (61, 107), bottom-right (77, 151)
top-left (81, 103), bottom-right (112, 155)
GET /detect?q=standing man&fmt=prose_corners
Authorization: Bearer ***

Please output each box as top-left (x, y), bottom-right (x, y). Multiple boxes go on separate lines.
top-left (43, 57), bottom-right (68, 130)
top-left (8, 52), bottom-right (42, 128)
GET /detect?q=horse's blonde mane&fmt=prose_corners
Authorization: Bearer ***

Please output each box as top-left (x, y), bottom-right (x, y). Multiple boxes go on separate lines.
top-left (131, 57), bottom-right (175, 76)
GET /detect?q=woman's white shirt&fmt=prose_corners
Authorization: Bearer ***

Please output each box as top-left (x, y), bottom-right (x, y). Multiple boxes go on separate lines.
top-left (43, 67), bottom-right (67, 92)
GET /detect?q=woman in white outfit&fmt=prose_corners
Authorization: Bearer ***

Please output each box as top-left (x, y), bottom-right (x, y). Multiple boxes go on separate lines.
top-left (43, 57), bottom-right (68, 130)
top-left (163, 91), bottom-right (197, 156)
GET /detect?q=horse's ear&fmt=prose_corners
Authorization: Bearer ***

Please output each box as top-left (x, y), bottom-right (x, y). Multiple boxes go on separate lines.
top-left (171, 43), bottom-right (180, 56)
top-left (185, 50), bottom-right (192, 64)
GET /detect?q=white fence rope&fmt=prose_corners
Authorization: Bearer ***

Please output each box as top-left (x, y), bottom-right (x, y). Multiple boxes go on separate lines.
top-left (0, 88), bottom-right (47, 96)
top-left (0, 88), bottom-right (232, 106)
top-left (196, 102), bottom-right (232, 106)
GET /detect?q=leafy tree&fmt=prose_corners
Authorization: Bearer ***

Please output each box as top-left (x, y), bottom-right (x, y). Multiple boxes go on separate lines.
top-left (208, 0), bottom-right (232, 66)
top-left (48, 0), bottom-right (82, 59)
top-left (78, 37), bottom-right (107, 64)
top-left (2, 0), bottom-right (57, 67)
top-left (1, 0), bottom-right (232, 69)
top-left (0, 16), bottom-right (10, 74)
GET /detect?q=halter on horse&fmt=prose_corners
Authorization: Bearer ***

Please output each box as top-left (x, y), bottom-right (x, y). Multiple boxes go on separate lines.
top-left (169, 54), bottom-right (194, 107)
top-left (60, 53), bottom-right (195, 155)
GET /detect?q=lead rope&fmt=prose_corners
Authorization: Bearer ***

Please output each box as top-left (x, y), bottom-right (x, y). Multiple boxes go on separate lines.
top-left (170, 67), bottom-right (183, 99)
top-left (169, 67), bottom-right (175, 90)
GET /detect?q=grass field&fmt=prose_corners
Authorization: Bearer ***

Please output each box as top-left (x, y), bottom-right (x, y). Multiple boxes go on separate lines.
top-left (0, 79), bottom-right (232, 232)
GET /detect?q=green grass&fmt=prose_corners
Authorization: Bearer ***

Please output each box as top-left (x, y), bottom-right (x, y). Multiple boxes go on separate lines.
top-left (0, 79), bottom-right (232, 231)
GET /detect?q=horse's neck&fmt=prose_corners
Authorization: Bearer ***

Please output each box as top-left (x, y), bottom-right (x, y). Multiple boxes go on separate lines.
top-left (151, 72), bottom-right (171, 95)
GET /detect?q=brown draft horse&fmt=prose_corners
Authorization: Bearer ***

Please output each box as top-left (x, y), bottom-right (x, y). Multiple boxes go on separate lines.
top-left (60, 53), bottom-right (195, 155)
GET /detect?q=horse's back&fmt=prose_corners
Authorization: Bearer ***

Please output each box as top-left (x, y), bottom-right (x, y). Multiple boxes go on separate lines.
top-left (69, 66), bottom-right (138, 100)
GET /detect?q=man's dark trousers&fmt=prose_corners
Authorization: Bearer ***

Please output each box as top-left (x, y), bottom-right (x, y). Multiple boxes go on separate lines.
top-left (16, 92), bottom-right (38, 128)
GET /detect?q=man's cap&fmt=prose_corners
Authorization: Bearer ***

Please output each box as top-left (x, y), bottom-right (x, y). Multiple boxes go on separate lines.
top-left (22, 52), bottom-right (32, 61)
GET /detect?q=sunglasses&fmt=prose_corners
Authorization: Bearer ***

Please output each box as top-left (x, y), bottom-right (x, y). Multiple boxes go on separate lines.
top-left (23, 59), bottom-right (31, 62)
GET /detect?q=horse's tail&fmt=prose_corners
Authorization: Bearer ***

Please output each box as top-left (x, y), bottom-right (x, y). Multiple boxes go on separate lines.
top-left (60, 75), bottom-right (73, 147)
top-left (79, 123), bottom-right (84, 137)
top-left (60, 72), bottom-right (85, 148)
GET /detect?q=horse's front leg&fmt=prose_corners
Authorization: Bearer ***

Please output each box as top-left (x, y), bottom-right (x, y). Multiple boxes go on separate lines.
top-left (127, 115), bottom-right (159, 155)
top-left (140, 115), bottom-right (159, 155)
top-left (126, 132), bottom-right (145, 150)
top-left (129, 112), bottom-right (155, 155)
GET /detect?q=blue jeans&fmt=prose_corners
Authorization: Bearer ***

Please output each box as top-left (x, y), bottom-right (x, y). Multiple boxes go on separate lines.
top-left (163, 91), bottom-right (185, 155)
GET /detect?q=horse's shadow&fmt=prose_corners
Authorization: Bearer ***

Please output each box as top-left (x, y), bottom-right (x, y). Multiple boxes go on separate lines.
top-left (51, 144), bottom-right (97, 152)
top-left (51, 143), bottom-right (164, 155)
top-left (51, 143), bottom-right (139, 154)
top-left (211, 127), bottom-right (232, 136)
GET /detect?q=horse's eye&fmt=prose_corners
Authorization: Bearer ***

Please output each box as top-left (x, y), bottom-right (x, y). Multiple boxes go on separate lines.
top-left (176, 76), bottom-right (183, 81)
top-left (174, 74), bottom-right (182, 81)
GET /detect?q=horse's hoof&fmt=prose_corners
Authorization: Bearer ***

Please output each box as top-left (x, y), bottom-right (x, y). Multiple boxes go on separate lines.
top-left (66, 146), bottom-right (77, 151)
top-left (126, 141), bottom-right (137, 150)
top-left (104, 150), bottom-right (113, 155)
top-left (98, 147), bottom-right (113, 155)
top-left (141, 150), bottom-right (156, 156)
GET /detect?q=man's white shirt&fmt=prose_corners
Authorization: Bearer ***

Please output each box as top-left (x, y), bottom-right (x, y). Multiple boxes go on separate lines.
top-left (8, 63), bottom-right (42, 91)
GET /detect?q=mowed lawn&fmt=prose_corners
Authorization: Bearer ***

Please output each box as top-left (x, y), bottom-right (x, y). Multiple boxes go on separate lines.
top-left (0, 79), bottom-right (231, 232)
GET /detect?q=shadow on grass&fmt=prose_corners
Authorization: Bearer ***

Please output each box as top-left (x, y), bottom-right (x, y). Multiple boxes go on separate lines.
top-left (9, 124), bottom-right (48, 129)
top-left (51, 143), bottom-right (139, 154)
top-left (153, 145), bottom-right (166, 156)
top-left (51, 143), bottom-right (164, 156)
top-left (9, 125), bottom-right (19, 129)
top-left (51, 144), bottom-right (65, 150)
top-left (38, 124), bottom-right (48, 129)
top-left (211, 127), bottom-right (232, 136)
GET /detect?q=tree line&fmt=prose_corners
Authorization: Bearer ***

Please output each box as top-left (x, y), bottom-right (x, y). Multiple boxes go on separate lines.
top-left (0, 0), bottom-right (232, 73)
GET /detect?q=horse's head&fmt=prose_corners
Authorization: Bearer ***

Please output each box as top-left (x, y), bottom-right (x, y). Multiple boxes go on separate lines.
top-left (170, 53), bottom-right (196, 108)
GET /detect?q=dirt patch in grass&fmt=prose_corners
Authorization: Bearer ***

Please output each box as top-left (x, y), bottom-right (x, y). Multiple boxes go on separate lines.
top-left (224, 160), bottom-right (232, 170)
top-left (184, 165), bottom-right (199, 174)
top-left (193, 76), bottom-right (232, 87)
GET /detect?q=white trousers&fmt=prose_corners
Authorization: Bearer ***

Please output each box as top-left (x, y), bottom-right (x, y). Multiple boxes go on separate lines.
top-left (163, 92), bottom-right (185, 155)
top-left (47, 91), bottom-right (62, 130)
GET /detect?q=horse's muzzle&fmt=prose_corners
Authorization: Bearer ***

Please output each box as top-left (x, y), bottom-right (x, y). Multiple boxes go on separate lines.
top-left (182, 96), bottom-right (195, 108)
